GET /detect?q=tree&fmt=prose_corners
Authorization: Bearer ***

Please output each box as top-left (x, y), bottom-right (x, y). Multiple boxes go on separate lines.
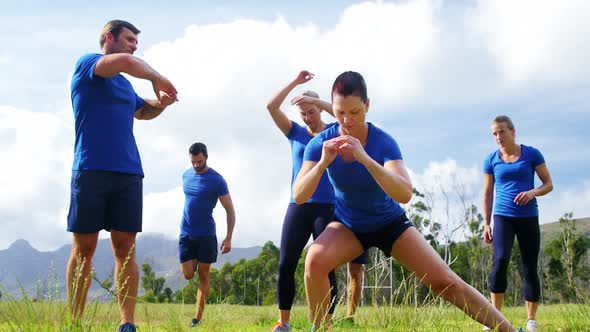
top-left (403, 188), bottom-right (441, 304)
top-left (257, 241), bottom-right (280, 305)
top-left (91, 269), bottom-right (117, 300)
top-left (545, 212), bottom-right (590, 302)
top-left (159, 287), bottom-right (173, 303)
top-left (140, 262), bottom-right (166, 302)
top-left (464, 204), bottom-right (493, 293)
top-left (407, 188), bottom-right (440, 248)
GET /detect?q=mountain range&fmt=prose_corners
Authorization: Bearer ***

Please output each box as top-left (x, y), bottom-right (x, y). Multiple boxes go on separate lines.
top-left (0, 233), bottom-right (261, 300)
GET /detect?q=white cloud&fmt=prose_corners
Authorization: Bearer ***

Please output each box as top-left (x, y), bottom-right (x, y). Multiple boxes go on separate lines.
top-left (142, 186), bottom-right (184, 237)
top-left (539, 181), bottom-right (590, 225)
top-left (0, 106), bottom-right (72, 250)
top-left (126, 1), bottom-right (444, 249)
top-left (2, 0), bottom-right (589, 251)
top-left (0, 55), bottom-right (13, 65)
top-left (467, 0), bottom-right (590, 85)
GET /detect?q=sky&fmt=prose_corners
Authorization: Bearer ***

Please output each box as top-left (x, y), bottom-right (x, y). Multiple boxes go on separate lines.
top-left (1, 0), bottom-right (589, 251)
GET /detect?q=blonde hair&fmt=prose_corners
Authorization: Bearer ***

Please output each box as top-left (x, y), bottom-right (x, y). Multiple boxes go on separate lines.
top-left (492, 115), bottom-right (514, 130)
top-left (302, 90), bottom-right (319, 98)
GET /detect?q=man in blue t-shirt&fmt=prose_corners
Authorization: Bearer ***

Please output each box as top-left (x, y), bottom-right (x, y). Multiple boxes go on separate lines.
top-left (65, 20), bottom-right (178, 332)
top-left (179, 142), bottom-right (235, 327)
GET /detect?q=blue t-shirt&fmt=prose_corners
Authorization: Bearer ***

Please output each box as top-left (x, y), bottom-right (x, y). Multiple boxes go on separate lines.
top-left (181, 167), bottom-right (229, 236)
top-left (70, 53), bottom-right (145, 176)
top-left (286, 121), bottom-right (335, 204)
top-left (304, 123), bottom-right (405, 233)
top-left (483, 144), bottom-right (545, 217)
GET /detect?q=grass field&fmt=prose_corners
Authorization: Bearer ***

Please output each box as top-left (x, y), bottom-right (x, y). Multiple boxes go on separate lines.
top-left (2, 301), bottom-right (590, 331)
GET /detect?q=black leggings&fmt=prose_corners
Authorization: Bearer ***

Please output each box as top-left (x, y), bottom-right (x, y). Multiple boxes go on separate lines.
top-left (278, 203), bottom-right (337, 313)
top-left (490, 215), bottom-right (541, 302)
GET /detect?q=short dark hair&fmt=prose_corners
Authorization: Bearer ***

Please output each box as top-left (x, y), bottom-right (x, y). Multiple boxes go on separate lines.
top-left (331, 71), bottom-right (368, 103)
top-left (99, 20), bottom-right (140, 48)
top-left (189, 142), bottom-right (208, 157)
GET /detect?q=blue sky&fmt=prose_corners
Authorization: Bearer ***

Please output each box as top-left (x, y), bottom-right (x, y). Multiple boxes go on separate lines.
top-left (1, 0), bottom-right (589, 251)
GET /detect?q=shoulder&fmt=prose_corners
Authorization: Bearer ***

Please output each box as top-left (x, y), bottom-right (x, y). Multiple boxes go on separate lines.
top-left (522, 144), bottom-right (542, 154)
top-left (290, 121), bottom-right (304, 133)
top-left (522, 144), bottom-right (545, 164)
top-left (182, 168), bottom-right (194, 178)
top-left (75, 53), bottom-right (103, 68)
top-left (370, 123), bottom-right (395, 140)
top-left (287, 120), bottom-right (306, 139)
top-left (319, 123), bottom-right (339, 140)
top-left (323, 122), bottom-right (338, 131)
top-left (485, 149), bottom-right (499, 161)
top-left (309, 124), bottom-right (335, 145)
top-left (368, 123), bottom-right (398, 148)
top-left (208, 168), bottom-right (226, 181)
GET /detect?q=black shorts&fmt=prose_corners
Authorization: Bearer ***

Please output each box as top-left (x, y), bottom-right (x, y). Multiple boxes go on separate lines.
top-left (178, 234), bottom-right (218, 264)
top-left (350, 249), bottom-right (369, 264)
top-left (335, 214), bottom-right (413, 258)
top-left (67, 170), bottom-right (143, 233)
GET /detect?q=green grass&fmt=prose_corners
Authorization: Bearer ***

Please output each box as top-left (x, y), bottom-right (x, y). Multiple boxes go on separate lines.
top-left (1, 301), bottom-right (589, 331)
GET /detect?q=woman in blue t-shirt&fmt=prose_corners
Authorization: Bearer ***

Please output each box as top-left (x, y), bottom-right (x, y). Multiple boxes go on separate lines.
top-left (266, 70), bottom-right (338, 332)
top-left (294, 71), bottom-right (519, 332)
top-left (483, 115), bottom-right (553, 332)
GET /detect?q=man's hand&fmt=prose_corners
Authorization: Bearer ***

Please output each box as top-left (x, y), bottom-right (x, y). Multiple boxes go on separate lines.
top-left (155, 91), bottom-right (177, 109)
top-left (152, 74), bottom-right (178, 102)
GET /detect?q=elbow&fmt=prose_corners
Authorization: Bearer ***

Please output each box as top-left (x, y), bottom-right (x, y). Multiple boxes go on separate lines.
top-left (398, 191), bottom-right (412, 204)
top-left (123, 54), bottom-right (137, 67)
top-left (292, 189), bottom-right (306, 205)
top-left (546, 181), bottom-right (554, 193)
top-left (293, 195), bottom-right (306, 205)
top-left (266, 103), bottom-right (277, 113)
top-left (398, 183), bottom-right (413, 204)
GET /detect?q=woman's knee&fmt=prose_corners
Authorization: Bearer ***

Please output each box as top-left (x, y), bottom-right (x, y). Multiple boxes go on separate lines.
top-left (305, 246), bottom-right (332, 279)
top-left (429, 273), bottom-right (465, 298)
top-left (278, 257), bottom-right (298, 276)
top-left (492, 256), bottom-right (511, 271)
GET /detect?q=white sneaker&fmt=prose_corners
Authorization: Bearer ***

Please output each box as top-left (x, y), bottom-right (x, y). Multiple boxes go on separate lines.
top-left (525, 319), bottom-right (538, 332)
top-left (482, 325), bottom-right (492, 331)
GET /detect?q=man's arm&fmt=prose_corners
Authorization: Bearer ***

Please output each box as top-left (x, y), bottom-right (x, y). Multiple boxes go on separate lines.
top-left (134, 94), bottom-right (176, 120)
top-left (218, 194), bottom-right (235, 254)
top-left (94, 54), bottom-right (178, 101)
